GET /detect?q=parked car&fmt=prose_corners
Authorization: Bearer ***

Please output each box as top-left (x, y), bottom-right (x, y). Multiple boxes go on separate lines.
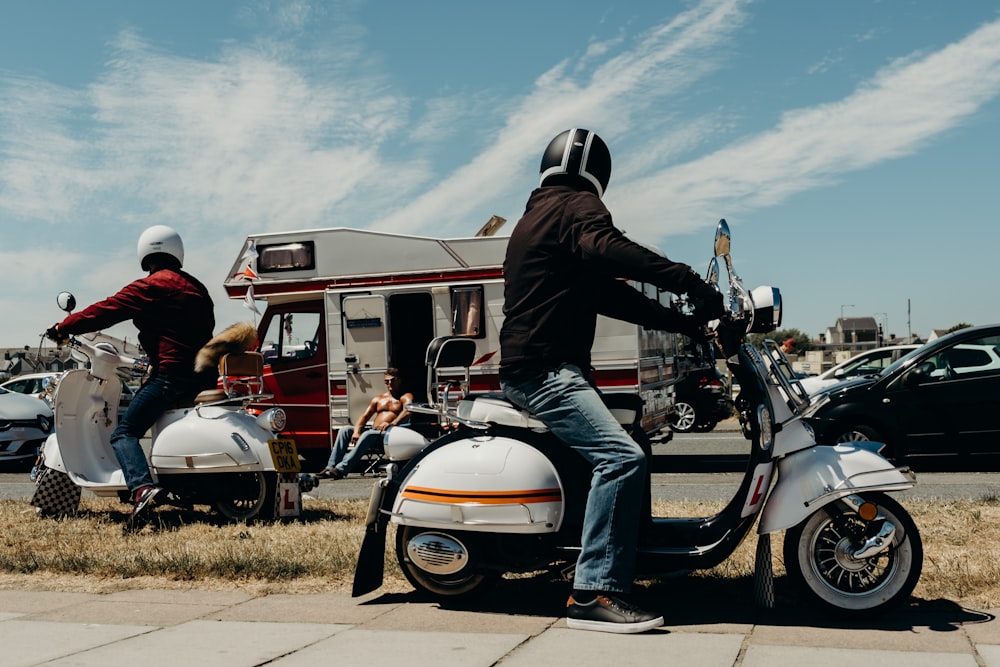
top-left (0, 372), bottom-right (60, 398)
top-left (670, 365), bottom-right (733, 433)
top-left (797, 344), bottom-right (920, 395)
top-left (805, 324), bottom-right (1000, 461)
top-left (1, 372), bottom-right (135, 419)
top-left (0, 386), bottom-right (53, 465)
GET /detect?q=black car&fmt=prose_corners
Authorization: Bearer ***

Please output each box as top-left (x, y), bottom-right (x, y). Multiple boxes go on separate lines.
top-left (670, 365), bottom-right (733, 433)
top-left (805, 324), bottom-right (1000, 461)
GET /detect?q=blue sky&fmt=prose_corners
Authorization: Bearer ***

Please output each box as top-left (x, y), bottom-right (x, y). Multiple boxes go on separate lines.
top-left (2, 0), bottom-right (999, 348)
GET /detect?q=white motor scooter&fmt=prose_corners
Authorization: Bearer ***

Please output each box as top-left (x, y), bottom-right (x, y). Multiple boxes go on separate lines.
top-left (31, 292), bottom-right (305, 523)
top-left (353, 219), bottom-right (923, 616)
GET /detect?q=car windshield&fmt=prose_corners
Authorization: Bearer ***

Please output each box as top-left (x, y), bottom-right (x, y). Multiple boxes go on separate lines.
top-left (879, 346), bottom-right (926, 378)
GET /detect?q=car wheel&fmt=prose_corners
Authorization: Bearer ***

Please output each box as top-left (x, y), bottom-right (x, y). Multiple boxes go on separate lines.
top-left (833, 424), bottom-right (894, 458)
top-left (670, 401), bottom-right (698, 433)
top-left (692, 420), bottom-right (718, 433)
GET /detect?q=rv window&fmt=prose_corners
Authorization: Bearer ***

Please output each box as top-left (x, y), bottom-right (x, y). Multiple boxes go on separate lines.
top-left (257, 241), bottom-right (316, 272)
top-left (451, 286), bottom-right (484, 338)
top-left (260, 311), bottom-right (321, 362)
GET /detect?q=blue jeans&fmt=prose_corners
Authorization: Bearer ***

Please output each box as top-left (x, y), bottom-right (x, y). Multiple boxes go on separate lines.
top-left (111, 372), bottom-right (202, 493)
top-left (502, 364), bottom-right (645, 594)
top-left (331, 430), bottom-right (385, 475)
top-left (326, 426), bottom-right (355, 469)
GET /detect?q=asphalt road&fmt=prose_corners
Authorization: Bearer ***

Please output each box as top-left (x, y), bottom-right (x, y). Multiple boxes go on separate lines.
top-left (3, 427), bottom-right (999, 503)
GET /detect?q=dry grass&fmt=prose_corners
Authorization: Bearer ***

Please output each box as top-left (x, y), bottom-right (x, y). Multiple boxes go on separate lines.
top-left (1, 495), bottom-right (999, 608)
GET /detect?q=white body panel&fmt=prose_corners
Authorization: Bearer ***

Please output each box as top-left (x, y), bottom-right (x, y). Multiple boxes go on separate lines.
top-left (758, 442), bottom-right (915, 533)
top-left (391, 436), bottom-right (564, 534)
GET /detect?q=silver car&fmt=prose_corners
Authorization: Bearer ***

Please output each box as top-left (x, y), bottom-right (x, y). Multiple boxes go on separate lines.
top-left (798, 344), bottom-right (920, 395)
top-left (0, 386), bottom-right (53, 464)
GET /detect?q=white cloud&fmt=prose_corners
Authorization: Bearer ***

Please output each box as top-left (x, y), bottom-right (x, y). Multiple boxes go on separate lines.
top-left (3, 1), bottom-right (1000, 346)
top-left (610, 15), bottom-right (1000, 238)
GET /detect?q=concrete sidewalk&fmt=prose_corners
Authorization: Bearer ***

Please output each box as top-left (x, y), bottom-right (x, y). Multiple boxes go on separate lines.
top-left (1, 583), bottom-right (998, 666)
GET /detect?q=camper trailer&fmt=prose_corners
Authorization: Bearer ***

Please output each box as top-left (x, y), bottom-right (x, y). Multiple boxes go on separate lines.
top-left (223, 228), bottom-right (681, 470)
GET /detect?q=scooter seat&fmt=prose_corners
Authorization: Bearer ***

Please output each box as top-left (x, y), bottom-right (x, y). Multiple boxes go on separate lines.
top-left (194, 389), bottom-right (228, 404)
top-left (458, 395), bottom-right (548, 430)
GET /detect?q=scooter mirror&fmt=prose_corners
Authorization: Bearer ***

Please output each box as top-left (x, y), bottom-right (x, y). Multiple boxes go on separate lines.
top-left (706, 257), bottom-right (720, 287)
top-left (714, 219), bottom-right (731, 258)
top-left (56, 291), bottom-right (76, 313)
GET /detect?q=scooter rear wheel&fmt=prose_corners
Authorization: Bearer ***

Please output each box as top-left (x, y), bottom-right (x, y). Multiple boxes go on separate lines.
top-left (396, 526), bottom-right (498, 600)
top-left (212, 471), bottom-right (277, 523)
top-left (783, 492), bottom-right (922, 615)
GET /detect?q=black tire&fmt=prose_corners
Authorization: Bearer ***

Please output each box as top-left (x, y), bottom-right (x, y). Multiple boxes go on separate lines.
top-left (670, 401), bottom-right (698, 433)
top-left (212, 471), bottom-right (277, 523)
top-left (396, 526), bottom-right (499, 600)
top-left (783, 492), bottom-right (922, 615)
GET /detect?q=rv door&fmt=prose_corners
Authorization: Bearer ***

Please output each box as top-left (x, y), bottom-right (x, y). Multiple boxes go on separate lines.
top-left (342, 294), bottom-right (389, 421)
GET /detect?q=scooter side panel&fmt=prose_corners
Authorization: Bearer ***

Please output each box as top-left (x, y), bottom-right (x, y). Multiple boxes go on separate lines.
top-left (758, 442), bottom-right (915, 533)
top-left (150, 406), bottom-right (269, 473)
top-left (50, 370), bottom-right (125, 487)
top-left (391, 435), bottom-right (564, 534)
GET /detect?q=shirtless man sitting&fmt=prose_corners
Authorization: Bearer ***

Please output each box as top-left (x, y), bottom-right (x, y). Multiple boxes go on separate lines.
top-left (318, 368), bottom-right (413, 479)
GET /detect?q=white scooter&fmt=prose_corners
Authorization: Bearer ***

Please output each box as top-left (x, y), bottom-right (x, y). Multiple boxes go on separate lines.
top-left (30, 291), bottom-right (305, 523)
top-left (353, 219), bottom-right (923, 616)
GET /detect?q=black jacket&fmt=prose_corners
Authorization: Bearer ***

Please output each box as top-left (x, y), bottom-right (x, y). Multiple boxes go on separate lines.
top-left (499, 185), bottom-right (705, 380)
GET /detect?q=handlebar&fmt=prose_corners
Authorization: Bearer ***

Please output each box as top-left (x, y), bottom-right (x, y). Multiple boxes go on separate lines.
top-left (59, 334), bottom-right (148, 382)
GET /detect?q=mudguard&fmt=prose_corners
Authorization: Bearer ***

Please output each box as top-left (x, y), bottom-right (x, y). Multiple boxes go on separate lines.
top-left (390, 435), bottom-right (564, 534)
top-left (151, 405), bottom-right (270, 473)
top-left (758, 441), bottom-right (916, 534)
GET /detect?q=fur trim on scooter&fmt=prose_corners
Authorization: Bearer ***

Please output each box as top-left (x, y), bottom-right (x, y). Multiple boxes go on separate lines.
top-left (194, 321), bottom-right (258, 373)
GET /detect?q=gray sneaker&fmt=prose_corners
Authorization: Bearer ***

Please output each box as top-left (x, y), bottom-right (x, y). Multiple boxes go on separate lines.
top-left (566, 594), bottom-right (664, 634)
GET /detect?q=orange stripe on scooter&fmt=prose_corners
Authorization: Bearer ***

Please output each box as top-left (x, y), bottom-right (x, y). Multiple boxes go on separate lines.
top-left (401, 486), bottom-right (562, 505)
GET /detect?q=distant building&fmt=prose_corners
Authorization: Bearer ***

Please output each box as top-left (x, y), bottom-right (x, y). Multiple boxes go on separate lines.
top-left (1, 347), bottom-right (80, 381)
top-left (823, 316), bottom-right (879, 347)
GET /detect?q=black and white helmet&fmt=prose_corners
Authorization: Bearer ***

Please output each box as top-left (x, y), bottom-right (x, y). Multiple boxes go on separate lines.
top-left (539, 128), bottom-right (611, 198)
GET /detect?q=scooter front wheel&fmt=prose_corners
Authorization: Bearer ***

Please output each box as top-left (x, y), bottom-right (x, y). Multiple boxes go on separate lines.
top-left (396, 526), bottom-right (499, 600)
top-left (783, 492), bottom-right (922, 615)
top-left (212, 471), bottom-right (277, 523)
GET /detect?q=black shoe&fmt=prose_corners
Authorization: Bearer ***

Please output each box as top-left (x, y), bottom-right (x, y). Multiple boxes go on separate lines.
top-left (566, 593), bottom-right (664, 634)
top-left (318, 468), bottom-right (345, 480)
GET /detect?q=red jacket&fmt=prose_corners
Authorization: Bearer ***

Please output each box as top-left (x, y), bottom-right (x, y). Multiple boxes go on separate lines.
top-left (58, 268), bottom-right (215, 377)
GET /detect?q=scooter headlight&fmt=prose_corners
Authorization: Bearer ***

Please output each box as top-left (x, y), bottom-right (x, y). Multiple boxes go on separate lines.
top-left (257, 408), bottom-right (287, 433)
top-left (756, 403), bottom-right (774, 451)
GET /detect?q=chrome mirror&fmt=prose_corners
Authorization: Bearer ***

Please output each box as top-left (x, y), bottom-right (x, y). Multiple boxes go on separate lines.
top-left (706, 257), bottom-right (720, 287)
top-left (713, 219), bottom-right (731, 258)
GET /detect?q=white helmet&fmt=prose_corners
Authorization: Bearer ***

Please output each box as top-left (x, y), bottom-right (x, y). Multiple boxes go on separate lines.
top-left (137, 225), bottom-right (184, 270)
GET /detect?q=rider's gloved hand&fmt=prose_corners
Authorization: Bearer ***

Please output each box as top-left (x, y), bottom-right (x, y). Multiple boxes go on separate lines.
top-left (45, 324), bottom-right (68, 346)
top-left (674, 314), bottom-right (712, 342)
top-left (687, 281), bottom-right (725, 322)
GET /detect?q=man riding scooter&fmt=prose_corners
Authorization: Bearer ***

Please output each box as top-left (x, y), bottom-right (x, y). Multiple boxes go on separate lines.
top-left (499, 128), bottom-right (723, 633)
top-left (47, 225), bottom-right (216, 530)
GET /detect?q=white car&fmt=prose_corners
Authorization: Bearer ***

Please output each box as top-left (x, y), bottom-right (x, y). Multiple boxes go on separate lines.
top-left (798, 344), bottom-right (920, 395)
top-left (0, 386), bottom-right (53, 464)
top-left (0, 372), bottom-right (60, 398)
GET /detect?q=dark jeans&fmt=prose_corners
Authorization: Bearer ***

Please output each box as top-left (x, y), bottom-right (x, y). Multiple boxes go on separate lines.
top-left (110, 372), bottom-right (203, 493)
